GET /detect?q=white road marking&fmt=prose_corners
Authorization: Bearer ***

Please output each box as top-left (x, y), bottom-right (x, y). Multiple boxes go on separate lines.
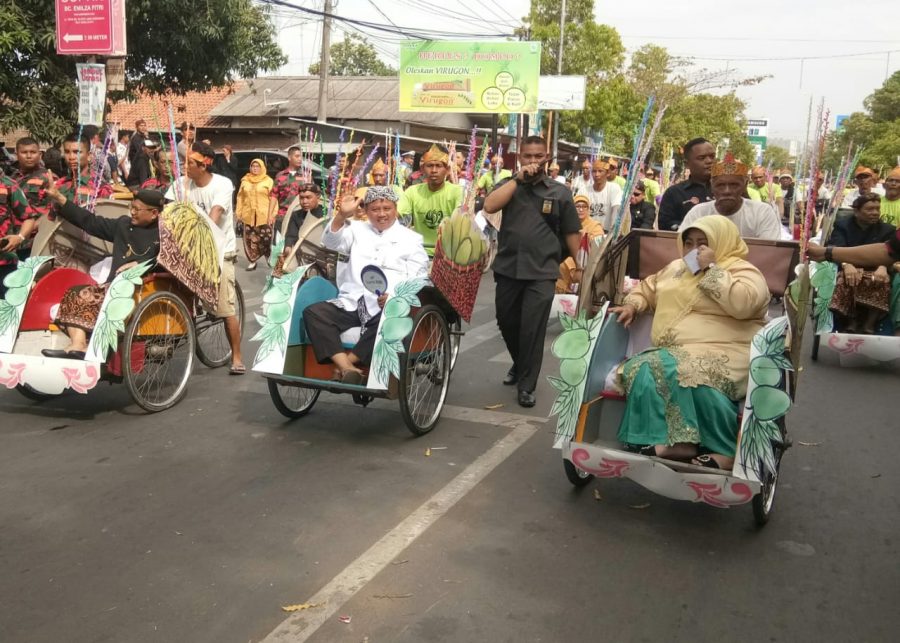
top-left (260, 416), bottom-right (544, 642)
top-left (456, 318), bottom-right (501, 355)
top-left (488, 349), bottom-right (513, 364)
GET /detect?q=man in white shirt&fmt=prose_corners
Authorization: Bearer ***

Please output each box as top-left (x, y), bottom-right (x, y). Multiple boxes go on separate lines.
top-left (576, 158), bottom-right (623, 231)
top-left (303, 186), bottom-right (429, 384)
top-left (570, 159), bottom-right (592, 194)
top-left (165, 141), bottom-right (243, 372)
top-left (680, 154), bottom-right (782, 240)
top-left (841, 165), bottom-right (885, 208)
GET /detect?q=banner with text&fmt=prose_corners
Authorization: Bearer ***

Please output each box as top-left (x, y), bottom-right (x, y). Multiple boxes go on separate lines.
top-left (76, 63), bottom-right (106, 127)
top-left (399, 41), bottom-right (541, 114)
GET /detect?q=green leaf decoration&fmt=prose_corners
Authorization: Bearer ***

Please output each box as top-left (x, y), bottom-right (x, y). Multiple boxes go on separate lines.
top-left (749, 385), bottom-right (792, 422)
top-left (559, 313), bottom-right (575, 331)
top-left (394, 278), bottom-right (428, 302)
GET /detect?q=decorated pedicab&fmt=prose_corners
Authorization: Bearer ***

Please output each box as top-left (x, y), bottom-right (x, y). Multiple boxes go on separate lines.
top-left (0, 197), bottom-right (244, 412)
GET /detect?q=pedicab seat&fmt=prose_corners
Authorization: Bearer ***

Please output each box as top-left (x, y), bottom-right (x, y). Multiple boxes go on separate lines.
top-left (287, 276), bottom-right (356, 349)
top-left (19, 268), bottom-right (97, 332)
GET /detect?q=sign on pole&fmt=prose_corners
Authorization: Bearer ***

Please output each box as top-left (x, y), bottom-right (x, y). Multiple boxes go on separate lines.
top-left (538, 76), bottom-right (586, 111)
top-left (399, 41), bottom-right (541, 114)
top-left (56, 0), bottom-right (127, 56)
top-left (76, 63), bottom-right (107, 126)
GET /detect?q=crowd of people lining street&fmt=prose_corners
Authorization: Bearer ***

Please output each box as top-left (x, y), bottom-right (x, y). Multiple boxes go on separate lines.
top-left (2, 121), bottom-right (900, 419)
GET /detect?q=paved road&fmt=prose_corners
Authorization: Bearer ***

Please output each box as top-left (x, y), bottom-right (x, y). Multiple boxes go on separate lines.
top-left (1, 266), bottom-right (897, 643)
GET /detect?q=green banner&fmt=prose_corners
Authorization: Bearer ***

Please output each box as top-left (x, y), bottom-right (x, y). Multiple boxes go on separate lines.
top-left (399, 40), bottom-right (542, 114)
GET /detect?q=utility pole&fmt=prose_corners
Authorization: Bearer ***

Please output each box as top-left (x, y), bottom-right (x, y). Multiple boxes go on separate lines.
top-left (551, 0), bottom-right (566, 163)
top-left (317, 0), bottom-right (333, 123)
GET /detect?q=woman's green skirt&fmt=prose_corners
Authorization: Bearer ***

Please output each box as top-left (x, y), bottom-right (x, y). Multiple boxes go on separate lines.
top-left (617, 348), bottom-right (739, 456)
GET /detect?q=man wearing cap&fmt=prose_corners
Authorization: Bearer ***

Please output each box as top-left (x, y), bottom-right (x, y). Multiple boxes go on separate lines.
top-left (778, 172), bottom-right (795, 223)
top-left (747, 166), bottom-right (784, 217)
top-left (607, 158), bottom-right (627, 189)
top-left (658, 137), bottom-right (715, 231)
top-left (679, 153), bottom-right (782, 240)
top-left (576, 158), bottom-right (623, 231)
top-left (548, 162), bottom-right (566, 184)
top-left (641, 167), bottom-right (661, 205)
top-left (397, 151), bottom-right (415, 187)
top-left (484, 135), bottom-right (581, 408)
top-left (398, 144), bottom-right (463, 256)
top-left (303, 186), bottom-right (429, 384)
top-left (477, 155), bottom-right (513, 194)
top-left (842, 166), bottom-right (885, 208)
top-left (165, 141), bottom-right (244, 373)
top-left (39, 186), bottom-right (162, 358)
top-left (126, 119), bottom-right (149, 183)
top-left (570, 159), bottom-right (592, 195)
top-left (126, 137), bottom-right (160, 190)
top-left (881, 167), bottom-right (900, 226)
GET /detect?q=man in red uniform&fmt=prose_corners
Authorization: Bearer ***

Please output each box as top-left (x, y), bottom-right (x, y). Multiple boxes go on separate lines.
top-left (270, 146), bottom-right (305, 232)
top-left (54, 133), bottom-right (113, 209)
top-left (0, 171), bottom-right (34, 297)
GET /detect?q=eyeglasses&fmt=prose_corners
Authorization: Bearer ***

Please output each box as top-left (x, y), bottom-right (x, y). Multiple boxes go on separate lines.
top-left (130, 205), bottom-right (157, 213)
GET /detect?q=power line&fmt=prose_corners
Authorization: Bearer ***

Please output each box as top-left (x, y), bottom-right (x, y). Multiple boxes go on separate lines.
top-left (257, 0), bottom-right (517, 39)
top-left (681, 48), bottom-right (900, 62)
top-left (621, 35), bottom-right (900, 44)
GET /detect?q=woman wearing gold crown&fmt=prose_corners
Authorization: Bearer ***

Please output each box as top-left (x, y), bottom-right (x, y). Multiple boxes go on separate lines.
top-left (609, 215), bottom-right (770, 470)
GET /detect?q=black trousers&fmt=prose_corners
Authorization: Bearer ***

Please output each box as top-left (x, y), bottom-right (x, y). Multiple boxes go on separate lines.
top-left (494, 274), bottom-right (555, 393)
top-left (303, 301), bottom-right (381, 365)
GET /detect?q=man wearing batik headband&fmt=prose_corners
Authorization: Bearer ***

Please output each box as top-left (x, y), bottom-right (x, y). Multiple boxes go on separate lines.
top-left (303, 185), bottom-right (429, 384)
top-left (398, 144), bottom-right (463, 256)
top-left (679, 153), bottom-right (782, 240)
top-left (165, 142), bottom-right (245, 373)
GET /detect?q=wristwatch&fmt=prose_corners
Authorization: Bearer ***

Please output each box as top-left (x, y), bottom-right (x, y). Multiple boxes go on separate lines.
top-left (824, 246), bottom-right (834, 262)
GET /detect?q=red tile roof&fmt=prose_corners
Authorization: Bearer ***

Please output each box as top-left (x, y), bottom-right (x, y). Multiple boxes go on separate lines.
top-left (107, 82), bottom-right (243, 130)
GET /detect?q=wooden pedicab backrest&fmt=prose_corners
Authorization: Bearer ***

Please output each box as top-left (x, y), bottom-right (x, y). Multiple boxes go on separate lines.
top-left (626, 230), bottom-right (800, 296)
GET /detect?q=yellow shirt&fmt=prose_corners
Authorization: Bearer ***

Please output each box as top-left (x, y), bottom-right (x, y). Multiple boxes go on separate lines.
top-left (237, 177), bottom-right (274, 226)
top-left (881, 195), bottom-right (900, 226)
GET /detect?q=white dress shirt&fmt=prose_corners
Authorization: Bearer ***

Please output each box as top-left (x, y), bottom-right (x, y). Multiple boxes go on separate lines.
top-left (323, 219), bottom-right (429, 317)
top-left (679, 198), bottom-right (783, 240)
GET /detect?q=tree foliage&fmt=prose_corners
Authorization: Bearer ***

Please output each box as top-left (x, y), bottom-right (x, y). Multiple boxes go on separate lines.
top-left (762, 145), bottom-right (792, 171)
top-left (309, 34), bottom-right (396, 77)
top-left (0, 0), bottom-right (286, 143)
top-left (826, 71), bottom-right (900, 172)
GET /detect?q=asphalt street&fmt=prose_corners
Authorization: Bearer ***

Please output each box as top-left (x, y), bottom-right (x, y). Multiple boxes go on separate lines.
top-left (1, 263), bottom-right (897, 643)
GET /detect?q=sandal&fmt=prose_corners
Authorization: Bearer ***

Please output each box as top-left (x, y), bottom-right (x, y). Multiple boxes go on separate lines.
top-left (340, 370), bottom-right (364, 385)
top-left (229, 363), bottom-right (247, 375)
top-left (692, 454), bottom-right (722, 469)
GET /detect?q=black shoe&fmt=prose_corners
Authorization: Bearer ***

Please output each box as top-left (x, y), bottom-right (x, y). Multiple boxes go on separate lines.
top-left (41, 349), bottom-right (68, 358)
top-left (503, 367), bottom-right (518, 386)
top-left (64, 350), bottom-right (86, 360)
top-left (517, 389), bottom-right (536, 408)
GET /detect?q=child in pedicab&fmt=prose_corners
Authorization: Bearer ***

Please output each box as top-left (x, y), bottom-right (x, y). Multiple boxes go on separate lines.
top-left (303, 187), bottom-right (429, 384)
top-left (39, 186), bottom-right (162, 360)
top-left (609, 215), bottom-right (770, 470)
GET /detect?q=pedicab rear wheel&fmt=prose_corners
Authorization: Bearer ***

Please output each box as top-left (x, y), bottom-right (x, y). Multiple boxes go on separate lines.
top-left (399, 305), bottom-right (451, 436)
top-left (123, 291), bottom-right (196, 413)
top-left (268, 379), bottom-right (320, 419)
top-left (449, 316), bottom-right (462, 372)
top-left (563, 458), bottom-right (594, 487)
top-left (195, 281), bottom-right (245, 368)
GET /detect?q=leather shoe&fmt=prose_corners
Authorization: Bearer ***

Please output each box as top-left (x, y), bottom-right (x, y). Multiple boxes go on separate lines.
top-left (517, 389), bottom-right (536, 408)
top-left (502, 367), bottom-right (518, 386)
top-left (41, 349), bottom-right (68, 358)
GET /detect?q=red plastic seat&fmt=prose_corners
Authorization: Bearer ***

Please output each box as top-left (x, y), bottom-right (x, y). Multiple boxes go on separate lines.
top-left (19, 268), bottom-right (97, 331)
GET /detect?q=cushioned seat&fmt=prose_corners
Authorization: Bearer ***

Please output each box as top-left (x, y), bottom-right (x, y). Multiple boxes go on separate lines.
top-left (288, 276), bottom-right (339, 346)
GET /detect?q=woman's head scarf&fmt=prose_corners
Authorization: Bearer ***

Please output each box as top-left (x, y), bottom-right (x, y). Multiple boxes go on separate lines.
top-left (242, 158), bottom-right (270, 184)
top-left (677, 214), bottom-right (749, 270)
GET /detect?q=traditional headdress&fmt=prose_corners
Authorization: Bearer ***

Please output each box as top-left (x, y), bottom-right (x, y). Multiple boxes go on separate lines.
top-left (363, 185), bottom-right (400, 205)
top-left (887, 167), bottom-right (900, 180)
top-left (592, 159), bottom-right (609, 171)
top-left (371, 158), bottom-right (387, 173)
top-left (421, 144), bottom-right (449, 165)
top-left (854, 165), bottom-right (873, 178)
top-left (710, 153), bottom-right (748, 178)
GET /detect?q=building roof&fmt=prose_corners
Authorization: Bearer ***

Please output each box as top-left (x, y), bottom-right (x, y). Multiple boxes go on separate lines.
top-left (107, 83), bottom-right (244, 130)
top-left (211, 76), bottom-right (477, 128)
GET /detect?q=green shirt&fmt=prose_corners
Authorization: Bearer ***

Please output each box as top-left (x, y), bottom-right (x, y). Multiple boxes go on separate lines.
top-left (477, 169), bottom-right (512, 193)
top-left (613, 175), bottom-right (626, 188)
top-left (641, 178), bottom-right (661, 202)
top-left (398, 182), bottom-right (464, 255)
top-left (881, 195), bottom-right (900, 227)
top-left (747, 183), bottom-right (784, 204)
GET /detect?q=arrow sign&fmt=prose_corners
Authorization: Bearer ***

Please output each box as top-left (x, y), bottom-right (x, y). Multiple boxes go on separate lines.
top-left (63, 33), bottom-right (85, 43)
top-left (56, 0), bottom-right (113, 55)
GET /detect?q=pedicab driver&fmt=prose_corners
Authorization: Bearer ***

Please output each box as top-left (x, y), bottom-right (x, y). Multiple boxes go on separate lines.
top-left (165, 142), bottom-right (244, 374)
top-left (303, 186), bottom-right (429, 385)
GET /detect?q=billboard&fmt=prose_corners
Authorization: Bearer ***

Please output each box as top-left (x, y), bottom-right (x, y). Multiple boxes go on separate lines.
top-left (399, 41), bottom-right (541, 114)
top-left (538, 75), bottom-right (586, 111)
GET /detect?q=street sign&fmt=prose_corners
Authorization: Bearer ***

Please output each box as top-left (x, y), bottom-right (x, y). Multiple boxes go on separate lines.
top-left (56, 0), bottom-right (127, 56)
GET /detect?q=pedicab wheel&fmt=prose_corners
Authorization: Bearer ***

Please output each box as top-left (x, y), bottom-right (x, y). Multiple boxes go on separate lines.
top-left (195, 281), bottom-right (245, 368)
top-left (123, 291), bottom-right (196, 413)
top-left (753, 419), bottom-right (786, 526)
top-left (267, 379), bottom-right (320, 419)
top-left (449, 316), bottom-right (462, 372)
top-left (399, 305), bottom-right (451, 436)
top-left (563, 458), bottom-right (594, 487)
top-left (15, 384), bottom-right (57, 402)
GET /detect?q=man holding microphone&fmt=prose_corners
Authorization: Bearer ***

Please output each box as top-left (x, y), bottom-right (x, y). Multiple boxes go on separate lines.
top-left (484, 136), bottom-right (582, 408)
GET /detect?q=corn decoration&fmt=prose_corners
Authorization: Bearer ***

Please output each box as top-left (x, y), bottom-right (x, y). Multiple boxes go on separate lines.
top-left (157, 202), bottom-right (221, 305)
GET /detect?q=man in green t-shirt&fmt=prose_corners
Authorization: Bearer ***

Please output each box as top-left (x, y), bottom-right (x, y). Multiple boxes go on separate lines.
top-left (641, 166), bottom-right (661, 204)
top-left (607, 158), bottom-right (627, 189)
top-left (881, 167), bottom-right (900, 226)
top-left (398, 144), bottom-right (464, 256)
top-left (477, 155), bottom-right (513, 194)
top-left (747, 165), bottom-right (784, 215)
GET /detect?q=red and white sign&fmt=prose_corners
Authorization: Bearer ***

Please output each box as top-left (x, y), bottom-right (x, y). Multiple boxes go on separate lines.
top-left (56, 0), bottom-right (127, 56)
